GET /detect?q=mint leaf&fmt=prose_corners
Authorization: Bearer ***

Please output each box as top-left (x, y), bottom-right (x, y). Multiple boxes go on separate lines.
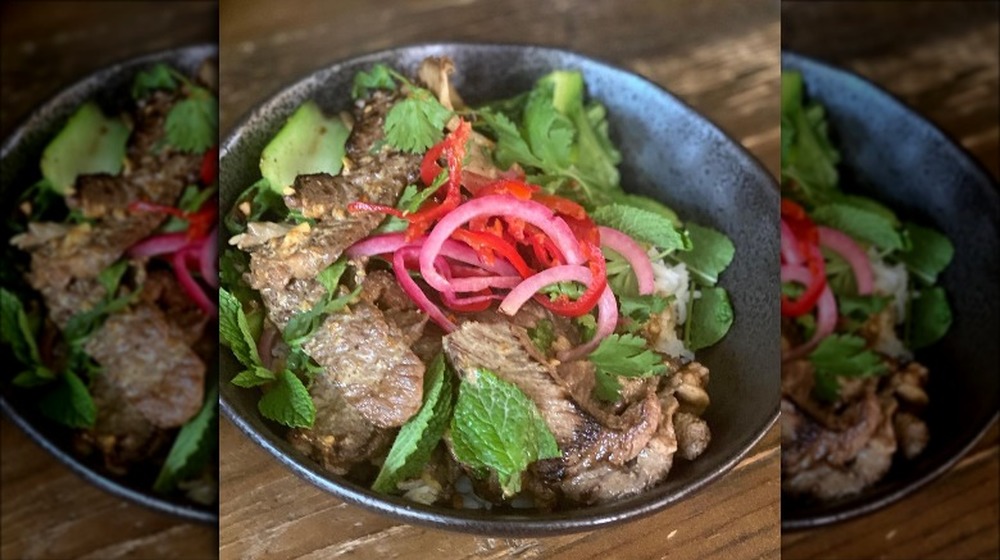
top-left (373, 354), bottom-right (454, 493)
top-left (231, 366), bottom-right (277, 388)
top-left (1, 287), bottom-right (41, 365)
top-left (593, 204), bottom-right (690, 254)
top-left (38, 370), bottom-right (96, 428)
top-left (383, 91), bottom-right (453, 153)
top-left (609, 192), bottom-right (680, 226)
top-left (165, 89), bottom-right (217, 154)
top-left (154, 385), bottom-right (218, 493)
top-left (219, 287), bottom-right (262, 368)
top-left (352, 64), bottom-right (397, 99)
top-left (258, 370), bottom-right (315, 428)
top-left (450, 369), bottom-right (560, 496)
top-left (909, 287), bottom-right (951, 349)
top-left (898, 222), bottom-right (954, 286)
top-left (132, 63), bottom-right (177, 99)
top-left (687, 286), bottom-right (734, 351)
top-left (12, 366), bottom-right (56, 388)
top-left (671, 223), bottom-right (735, 286)
top-left (809, 334), bottom-right (887, 402)
top-left (810, 203), bottom-right (904, 251)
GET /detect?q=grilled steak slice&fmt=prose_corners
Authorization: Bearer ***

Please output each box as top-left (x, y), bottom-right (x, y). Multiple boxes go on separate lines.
top-left (84, 304), bottom-right (205, 428)
top-left (443, 321), bottom-right (585, 446)
top-left (140, 269), bottom-right (210, 346)
top-left (303, 303), bottom-right (424, 428)
top-left (288, 372), bottom-right (392, 475)
top-left (74, 373), bottom-right (169, 476)
top-left (360, 270), bottom-right (428, 345)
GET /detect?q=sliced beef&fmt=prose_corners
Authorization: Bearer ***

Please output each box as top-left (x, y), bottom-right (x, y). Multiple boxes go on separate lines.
top-left (241, 90), bottom-right (420, 306)
top-left (303, 303), bottom-right (424, 428)
top-left (782, 396), bottom-right (897, 500)
top-left (288, 372), bottom-right (392, 475)
top-left (360, 270), bottom-right (428, 346)
top-left (558, 394), bottom-right (680, 504)
top-left (257, 276), bottom-right (327, 330)
top-left (74, 373), bottom-right (169, 476)
top-left (140, 269), bottom-right (210, 346)
top-left (443, 321), bottom-right (585, 446)
top-left (84, 304), bottom-right (205, 428)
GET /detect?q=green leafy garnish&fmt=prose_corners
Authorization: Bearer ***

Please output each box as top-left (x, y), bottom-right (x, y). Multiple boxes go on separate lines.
top-left (38, 370), bottom-right (96, 428)
top-left (588, 333), bottom-right (668, 402)
top-left (527, 319), bottom-right (556, 354)
top-left (671, 223), bottom-right (735, 286)
top-left (808, 334), bottom-right (887, 402)
top-left (450, 369), bottom-right (560, 496)
top-left (154, 385), bottom-right (218, 493)
top-left (352, 64), bottom-right (398, 99)
top-left (908, 287), bottom-right (951, 350)
top-left (619, 294), bottom-right (669, 326)
top-left (898, 222), bottom-right (954, 286)
top-left (780, 70), bottom-right (841, 206)
top-left (687, 287), bottom-right (734, 351)
top-left (219, 288), bottom-right (262, 369)
top-left (384, 90), bottom-right (454, 153)
top-left (592, 204), bottom-right (690, 254)
top-left (132, 63), bottom-right (177, 99)
top-left (1, 287), bottom-right (41, 366)
top-left (810, 203), bottom-right (905, 251)
top-left (165, 87), bottom-right (217, 154)
top-left (258, 370), bottom-right (315, 428)
top-left (373, 354), bottom-right (454, 493)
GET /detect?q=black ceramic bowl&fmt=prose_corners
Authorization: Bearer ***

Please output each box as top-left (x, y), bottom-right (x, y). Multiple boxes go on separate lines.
top-left (781, 52), bottom-right (1000, 529)
top-left (220, 43), bottom-right (779, 536)
top-left (0, 45), bottom-right (218, 524)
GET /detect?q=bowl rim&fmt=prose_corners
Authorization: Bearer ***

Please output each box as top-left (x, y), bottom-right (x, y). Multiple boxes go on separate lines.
top-left (220, 40), bottom-right (780, 536)
top-left (0, 43), bottom-right (219, 525)
top-left (779, 50), bottom-right (1000, 531)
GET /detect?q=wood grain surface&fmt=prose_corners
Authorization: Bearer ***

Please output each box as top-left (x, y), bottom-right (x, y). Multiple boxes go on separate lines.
top-left (781, 3), bottom-right (1000, 559)
top-left (218, 0), bottom-right (781, 559)
top-left (0, 3), bottom-right (218, 559)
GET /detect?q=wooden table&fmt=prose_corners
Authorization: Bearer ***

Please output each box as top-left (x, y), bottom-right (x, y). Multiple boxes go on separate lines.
top-left (0, 3), bottom-right (218, 559)
top-left (781, 3), bottom-right (1000, 559)
top-left (218, 0), bottom-right (781, 558)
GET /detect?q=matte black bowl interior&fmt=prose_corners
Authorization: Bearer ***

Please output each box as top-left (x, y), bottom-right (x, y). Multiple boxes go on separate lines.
top-left (0, 45), bottom-right (219, 524)
top-left (220, 43), bottom-right (779, 536)
top-left (781, 52), bottom-right (1000, 530)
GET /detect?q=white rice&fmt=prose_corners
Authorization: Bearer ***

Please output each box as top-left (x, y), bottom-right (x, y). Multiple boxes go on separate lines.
top-left (648, 249), bottom-right (694, 361)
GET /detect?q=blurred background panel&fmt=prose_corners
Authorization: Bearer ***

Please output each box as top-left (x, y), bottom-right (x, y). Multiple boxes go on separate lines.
top-left (1, 3), bottom-right (218, 559)
top-left (218, 1), bottom-right (781, 559)
top-left (782, 2), bottom-right (999, 559)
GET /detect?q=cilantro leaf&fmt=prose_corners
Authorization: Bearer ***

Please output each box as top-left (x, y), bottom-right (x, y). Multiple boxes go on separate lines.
top-left (258, 370), bottom-right (315, 428)
top-left (132, 63), bottom-right (177, 99)
top-left (1, 287), bottom-right (41, 365)
top-left (909, 287), bottom-right (951, 349)
top-left (687, 286), bottom-right (734, 351)
top-left (671, 223), bottom-right (735, 286)
top-left (604, 247), bottom-right (639, 297)
top-left (476, 109), bottom-right (543, 170)
top-left (838, 294), bottom-right (892, 331)
top-left (810, 203), bottom-right (905, 252)
top-left (165, 89), bottom-right (218, 154)
top-left (592, 204), bottom-right (690, 254)
top-left (373, 354), bottom-right (454, 493)
top-left (593, 369), bottom-right (623, 402)
top-left (450, 368), bottom-right (560, 496)
top-left (619, 294), bottom-right (669, 325)
top-left (352, 64), bottom-right (398, 99)
top-left (383, 91), bottom-right (453, 153)
top-left (527, 319), bottom-right (556, 354)
top-left (589, 333), bottom-right (668, 379)
top-left (898, 222), bottom-right (954, 286)
top-left (38, 370), bottom-right (96, 428)
top-left (219, 287), bottom-right (262, 368)
top-left (154, 385), bottom-right (218, 493)
top-left (808, 334), bottom-right (887, 402)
